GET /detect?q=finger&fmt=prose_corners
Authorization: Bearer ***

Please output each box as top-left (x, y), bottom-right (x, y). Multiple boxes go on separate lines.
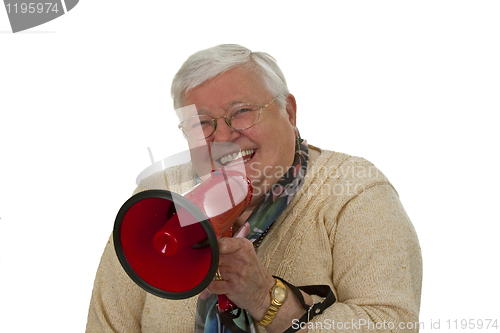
top-left (200, 289), bottom-right (212, 299)
top-left (213, 266), bottom-right (233, 283)
top-left (218, 237), bottom-right (251, 254)
top-left (232, 221), bottom-right (250, 238)
top-left (206, 280), bottom-right (231, 295)
top-left (218, 237), bottom-right (242, 254)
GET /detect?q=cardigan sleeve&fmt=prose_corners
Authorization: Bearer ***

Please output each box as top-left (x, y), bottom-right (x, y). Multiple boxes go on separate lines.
top-left (306, 183), bottom-right (422, 332)
top-left (85, 235), bottom-right (147, 333)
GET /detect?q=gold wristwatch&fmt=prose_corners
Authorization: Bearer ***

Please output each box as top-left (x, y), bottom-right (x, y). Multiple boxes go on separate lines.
top-left (258, 278), bottom-right (288, 326)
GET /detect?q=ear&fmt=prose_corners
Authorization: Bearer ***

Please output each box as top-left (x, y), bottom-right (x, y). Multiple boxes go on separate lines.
top-left (284, 94), bottom-right (297, 130)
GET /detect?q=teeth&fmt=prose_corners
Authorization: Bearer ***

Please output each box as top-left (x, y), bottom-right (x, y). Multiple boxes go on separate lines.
top-left (220, 149), bottom-right (254, 165)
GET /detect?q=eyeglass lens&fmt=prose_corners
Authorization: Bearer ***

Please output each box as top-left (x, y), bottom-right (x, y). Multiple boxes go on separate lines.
top-left (183, 104), bottom-right (261, 139)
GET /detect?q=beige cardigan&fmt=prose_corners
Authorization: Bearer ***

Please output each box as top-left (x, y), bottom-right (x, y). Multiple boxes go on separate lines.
top-left (86, 146), bottom-right (422, 332)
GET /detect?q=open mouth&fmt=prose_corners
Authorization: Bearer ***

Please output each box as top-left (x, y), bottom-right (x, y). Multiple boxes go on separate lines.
top-left (219, 149), bottom-right (255, 166)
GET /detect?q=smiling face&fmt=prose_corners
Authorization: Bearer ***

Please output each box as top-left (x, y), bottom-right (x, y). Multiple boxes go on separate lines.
top-left (181, 65), bottom-right (298, 206)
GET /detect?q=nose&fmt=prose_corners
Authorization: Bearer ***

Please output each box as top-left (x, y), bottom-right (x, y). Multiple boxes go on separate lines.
top-left (212, 116), bottom-right (239, 142)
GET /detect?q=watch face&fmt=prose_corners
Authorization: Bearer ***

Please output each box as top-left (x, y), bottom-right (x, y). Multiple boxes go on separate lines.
top-left (273, 286), bottom-right (287, 303)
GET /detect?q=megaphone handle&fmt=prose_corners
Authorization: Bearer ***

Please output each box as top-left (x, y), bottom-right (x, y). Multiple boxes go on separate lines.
top-left (217, 222), bottom-right (251, 312)
top-left (217, 294), bottom-right (235, 311)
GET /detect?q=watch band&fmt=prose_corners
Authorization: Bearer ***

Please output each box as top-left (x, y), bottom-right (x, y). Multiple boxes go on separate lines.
top-left (258, 278), bottom-right (287, 326)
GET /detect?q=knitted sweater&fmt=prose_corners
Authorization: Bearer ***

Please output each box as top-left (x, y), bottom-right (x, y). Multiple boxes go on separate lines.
top-left (86, 146), bottom-right (422, 332)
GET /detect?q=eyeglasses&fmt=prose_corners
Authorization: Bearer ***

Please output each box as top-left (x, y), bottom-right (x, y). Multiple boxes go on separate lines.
top-left (178, 97), bottom-right (277, 140)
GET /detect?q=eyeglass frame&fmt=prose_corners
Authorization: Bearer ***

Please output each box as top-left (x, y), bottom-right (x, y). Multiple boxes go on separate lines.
top-left (177, 97), bottom-right (277, 140)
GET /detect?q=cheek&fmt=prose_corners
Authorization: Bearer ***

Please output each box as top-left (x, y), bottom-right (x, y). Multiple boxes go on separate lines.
top-left (254, 123), bottom-right (295, 157)
top-left (254, 136), bottom-right (295, 180)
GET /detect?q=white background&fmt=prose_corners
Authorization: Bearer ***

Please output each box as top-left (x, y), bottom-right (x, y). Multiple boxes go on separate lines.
top-left (1, 1), bottom-right (499, 331)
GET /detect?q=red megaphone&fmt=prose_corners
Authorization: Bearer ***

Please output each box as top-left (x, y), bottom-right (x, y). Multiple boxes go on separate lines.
top-left (113, 169), bottom-right (252, 311)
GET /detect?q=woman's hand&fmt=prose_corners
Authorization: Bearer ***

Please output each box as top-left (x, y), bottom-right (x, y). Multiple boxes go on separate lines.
top-left (206, 237), bottom-right (275, 319)
top-left (206, 237), bottom-right (312, 332)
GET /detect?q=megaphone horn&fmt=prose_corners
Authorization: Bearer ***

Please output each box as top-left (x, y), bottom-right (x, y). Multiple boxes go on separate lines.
top-left (113, 169), bottom-right (252, 304)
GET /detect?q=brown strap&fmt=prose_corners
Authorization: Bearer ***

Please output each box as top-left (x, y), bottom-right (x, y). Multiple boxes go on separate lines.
top-left (273, 277), bottom-right (336, 333)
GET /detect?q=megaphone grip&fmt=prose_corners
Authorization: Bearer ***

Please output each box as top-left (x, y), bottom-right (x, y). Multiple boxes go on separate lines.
top-left (218, 294), bottom-right (234, 311)
top-left (216, 221), bottom-right (251, 312)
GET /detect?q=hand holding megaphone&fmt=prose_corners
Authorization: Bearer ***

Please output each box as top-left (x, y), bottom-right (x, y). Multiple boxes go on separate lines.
top-left (113, 168), bottom-right (252, 312)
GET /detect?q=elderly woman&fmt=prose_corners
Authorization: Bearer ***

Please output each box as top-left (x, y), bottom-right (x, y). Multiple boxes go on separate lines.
top-left (86, 44), bottom-right (422, 332)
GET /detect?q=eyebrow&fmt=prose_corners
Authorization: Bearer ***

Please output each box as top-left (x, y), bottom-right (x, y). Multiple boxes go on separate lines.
top-left (195, 98), bottom-right (254, 115)
top-left (227, 99), bottom-right (250, 106)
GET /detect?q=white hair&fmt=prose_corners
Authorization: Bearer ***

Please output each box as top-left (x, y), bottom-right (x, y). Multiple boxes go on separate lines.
top-left (171, 44), bottom-right (290, 118)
